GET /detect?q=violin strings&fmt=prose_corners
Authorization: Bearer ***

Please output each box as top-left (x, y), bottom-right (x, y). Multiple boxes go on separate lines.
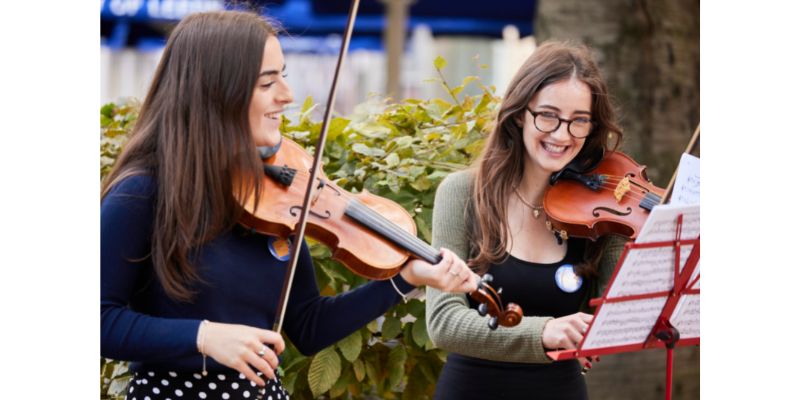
top-left (271, 168), bottom-right (659, 242)
top-left (348, 200), bottom-right (439, 261)
top-left (267, 167), bottom-right (435, 256)
top-left (596, 185), bottom-right (653, 204)
top-left (358, 203), bottom-right (437, 258)
top-left (582, 174), bottom-right (662, 202)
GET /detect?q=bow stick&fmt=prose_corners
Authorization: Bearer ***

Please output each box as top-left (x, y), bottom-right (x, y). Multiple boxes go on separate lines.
top-left (272, 0), bottom-right (362, 335)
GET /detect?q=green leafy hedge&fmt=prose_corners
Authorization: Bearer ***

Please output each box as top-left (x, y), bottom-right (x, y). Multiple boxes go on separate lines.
top-left (101, 59), bottom-right (498, 399)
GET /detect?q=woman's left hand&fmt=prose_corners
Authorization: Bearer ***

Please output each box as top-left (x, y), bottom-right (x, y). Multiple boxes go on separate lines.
top-left (399, 248), bottom-right (478, 293)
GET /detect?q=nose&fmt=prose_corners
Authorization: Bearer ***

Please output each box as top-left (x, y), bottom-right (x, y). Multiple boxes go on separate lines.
top-left (276, 78), bottom-right (294, 105)
top-left (550, 120), bottom-right (572, 140)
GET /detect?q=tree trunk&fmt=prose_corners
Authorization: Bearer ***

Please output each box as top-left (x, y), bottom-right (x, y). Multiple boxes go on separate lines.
top-left (535, 1), bottom-right (700, 399)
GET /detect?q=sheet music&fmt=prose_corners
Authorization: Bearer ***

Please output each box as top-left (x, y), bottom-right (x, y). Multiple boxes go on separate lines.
top-left (607, 245), bottom-right (696, 297)
top-left (635, 203), bottom-right (700, 243)
top-left (603, 203), bottom-right (699, 297)
top-left (670, 294), bottom-right (700, 339)
top-left (582, 297), bottom-right (667, 349)
top-left (688, 261), bottom-right (700, 289)
top-left (670, 153), bottom-right (700, 206)
top-left (577, 197), bottom-right (701, 353)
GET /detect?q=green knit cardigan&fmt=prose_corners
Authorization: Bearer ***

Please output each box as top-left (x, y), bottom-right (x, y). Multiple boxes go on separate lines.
top-left (425, 170), bottom-right (626, 364)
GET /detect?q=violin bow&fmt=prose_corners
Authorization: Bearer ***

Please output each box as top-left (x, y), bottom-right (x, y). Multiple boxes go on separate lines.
top-left (272, 0), bottom-right (361, 335)
top-left (660, 123), bottom-right (700, 205)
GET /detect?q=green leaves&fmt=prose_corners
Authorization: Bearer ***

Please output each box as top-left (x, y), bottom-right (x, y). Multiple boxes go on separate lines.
top-left (308, 346), bottom-right (342, 398)
top-left (100, 102), bottom-right (140, 180)
top-left (386, 345), bottom-right (408, 390)
top-left (352, 358), bottom-right (366, 382)
top-left (381, 316), bottom-right (403, 341)
top-left (337, 331), bottom-right (363, 362)
top-left (412, 315), bottom-right (431, 349)
top-left (352, 142), bottom-right (387, 158)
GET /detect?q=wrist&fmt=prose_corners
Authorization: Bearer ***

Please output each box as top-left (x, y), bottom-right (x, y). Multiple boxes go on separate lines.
top-left (391, 270), bottom-right (420, 303)
top-left (196, 320), bottom-right (209, 353)
top-left (196, 320), bottom-right (210, 376)
top-left (398, 265), bottom-right (419, 287)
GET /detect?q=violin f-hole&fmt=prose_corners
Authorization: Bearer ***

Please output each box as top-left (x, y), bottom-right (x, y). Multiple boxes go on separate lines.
top-left (592, 206), bottom-right (632, 217)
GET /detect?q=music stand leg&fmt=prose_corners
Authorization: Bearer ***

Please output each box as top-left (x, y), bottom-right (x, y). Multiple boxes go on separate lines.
top-left (665, 345), bottom-right (674, 400)
top-left (654, 322), bottom-right (680, 400)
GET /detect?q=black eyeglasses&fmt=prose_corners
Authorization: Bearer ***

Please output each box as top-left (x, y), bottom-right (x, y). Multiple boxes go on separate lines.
top-left (527, 108), bottom-right (595, 139)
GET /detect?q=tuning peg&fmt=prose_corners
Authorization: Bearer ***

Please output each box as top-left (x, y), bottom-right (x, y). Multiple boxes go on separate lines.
top-left (497, 287), bottom-right (503, 295)
top-left (482, 274), bottom-right (494, 284)
top-left (477, 303), bottom-right (488, 317)
top-left (488, 316), bottom-right (498, 330)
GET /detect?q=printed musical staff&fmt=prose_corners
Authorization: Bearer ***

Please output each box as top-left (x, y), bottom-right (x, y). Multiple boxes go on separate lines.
top-left (670, 294), bottom-right (700, 339)
top-left (583, 297), bottom-right (667, 349)
top-left (608, 245), bottom-right (696, 297)
top-left (671, 153), bottom-right (700, 206)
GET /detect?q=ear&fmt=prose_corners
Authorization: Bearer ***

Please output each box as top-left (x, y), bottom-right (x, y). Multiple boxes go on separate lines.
top-left (513, 113), bottom-right (524, 128)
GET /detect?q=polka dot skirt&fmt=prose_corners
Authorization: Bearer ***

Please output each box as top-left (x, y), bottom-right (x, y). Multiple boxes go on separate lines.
top-left (126, 370), bottom-right (290, 400)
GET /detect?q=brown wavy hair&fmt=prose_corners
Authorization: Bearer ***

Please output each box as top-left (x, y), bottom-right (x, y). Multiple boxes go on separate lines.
top-left (101, 11), bottom-right (276, 302)
top-left (468, 41), bottom-right (622, 276)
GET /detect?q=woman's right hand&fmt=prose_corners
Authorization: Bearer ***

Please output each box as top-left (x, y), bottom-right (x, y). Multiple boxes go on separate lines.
top-left (399, 248), bottom-right (478, 293)
top-left (200, 322), bottom-right (285, 386)
top-left (542, 312), bottom-right (593, 350)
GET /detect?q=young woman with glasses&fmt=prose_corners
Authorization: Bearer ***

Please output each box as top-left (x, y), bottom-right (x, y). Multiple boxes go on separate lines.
top-left (426, 41), bottom-right (628, 400)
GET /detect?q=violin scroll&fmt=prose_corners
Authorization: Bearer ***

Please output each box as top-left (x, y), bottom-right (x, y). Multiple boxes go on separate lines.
top-left (471, 274), bottom-right (523, 330)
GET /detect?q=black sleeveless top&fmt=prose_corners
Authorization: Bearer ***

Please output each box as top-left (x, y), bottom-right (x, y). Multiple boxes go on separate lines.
top-left (467, 238), bottom-right (589, 318)
top-left (435, 239), bottom-right (590, 400)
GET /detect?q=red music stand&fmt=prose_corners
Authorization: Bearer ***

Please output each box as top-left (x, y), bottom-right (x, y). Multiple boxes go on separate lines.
top-left (547, 214), bottom-right (700, 400)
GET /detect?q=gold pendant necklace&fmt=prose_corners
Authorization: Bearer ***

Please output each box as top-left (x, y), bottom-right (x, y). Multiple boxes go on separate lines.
top-left (513, 187), bottom-right (544, 219)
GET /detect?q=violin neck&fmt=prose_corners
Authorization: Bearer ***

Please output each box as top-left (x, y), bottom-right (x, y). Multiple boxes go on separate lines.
top-left (344, 200), bottom-right (442, 265)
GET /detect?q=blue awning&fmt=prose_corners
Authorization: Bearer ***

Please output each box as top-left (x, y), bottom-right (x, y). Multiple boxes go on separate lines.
top-left (101, 0), bottom-right (537, 49)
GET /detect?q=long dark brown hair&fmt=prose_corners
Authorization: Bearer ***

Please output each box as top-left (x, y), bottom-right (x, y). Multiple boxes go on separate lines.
top-left (101, 11), bottom-right (276, 302)
top-left (469, 41), bottom-right (623, 276)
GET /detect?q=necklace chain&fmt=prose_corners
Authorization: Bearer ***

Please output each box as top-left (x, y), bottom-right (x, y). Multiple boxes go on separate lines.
top-left (513, 187), bottom-right (544, 219)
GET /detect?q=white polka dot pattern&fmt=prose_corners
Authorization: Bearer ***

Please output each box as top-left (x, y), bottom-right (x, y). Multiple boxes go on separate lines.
top-left (126, 371), bottom-right (290, 400)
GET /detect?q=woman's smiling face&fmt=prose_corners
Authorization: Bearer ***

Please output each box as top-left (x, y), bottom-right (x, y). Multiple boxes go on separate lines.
top-left (248, 35), bottom-right (293, 147)
top-left (521, 77), bottom-right (592, 175)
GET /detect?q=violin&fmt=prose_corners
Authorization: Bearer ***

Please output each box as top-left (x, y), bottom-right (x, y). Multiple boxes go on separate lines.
top-left (543, 150), bottom-right (666, 242)
top-left (239, 138), bottom-right (522, 330)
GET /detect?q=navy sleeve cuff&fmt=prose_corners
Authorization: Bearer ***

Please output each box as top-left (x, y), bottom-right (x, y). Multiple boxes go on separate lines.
top-left (391, 274), bottom-right (416, 294)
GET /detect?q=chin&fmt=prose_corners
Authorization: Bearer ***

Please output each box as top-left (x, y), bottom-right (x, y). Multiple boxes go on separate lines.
top-left (254, 131), bottom-right (281, 147)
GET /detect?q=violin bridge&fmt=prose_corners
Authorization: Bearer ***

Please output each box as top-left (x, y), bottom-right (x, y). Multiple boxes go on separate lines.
top-left (614, 177), bottom-right (631, 203)
top-left (311, 178), bottom-right (326, 206)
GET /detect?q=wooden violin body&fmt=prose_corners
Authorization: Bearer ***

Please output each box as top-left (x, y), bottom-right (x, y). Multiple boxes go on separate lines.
top-left (543, 151), bottom-right (665, 241)
top-left (240, 138), bottom-right (522, 328)
top-left (240, 139), bottom-right (414, 280)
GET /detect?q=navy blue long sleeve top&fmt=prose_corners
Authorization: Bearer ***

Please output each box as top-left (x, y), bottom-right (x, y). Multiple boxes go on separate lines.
top-left (101, 175), bottom-right (415, 373)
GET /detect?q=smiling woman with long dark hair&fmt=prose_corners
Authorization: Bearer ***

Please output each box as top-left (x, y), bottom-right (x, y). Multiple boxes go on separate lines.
top-left (426, 41), bottom-right (628, 400)
top-left (101, 10), bottom-right (478, 400)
